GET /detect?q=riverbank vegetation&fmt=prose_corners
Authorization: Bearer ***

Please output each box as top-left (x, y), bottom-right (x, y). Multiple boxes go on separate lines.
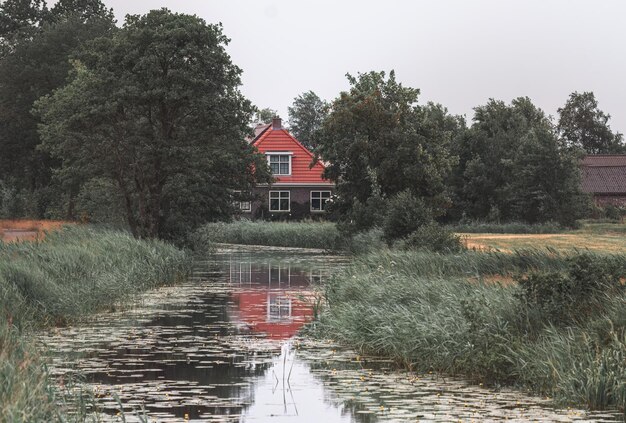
top-left (317, 250), bottom-right (626, 414)
top-left (0, 226), bottom-right (190, 421)
top-left (193, 220), bottom-right (347, 251)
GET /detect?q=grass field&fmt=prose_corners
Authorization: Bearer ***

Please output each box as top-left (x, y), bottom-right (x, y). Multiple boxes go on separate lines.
top-left (462, 222), bottom-right (626, 253)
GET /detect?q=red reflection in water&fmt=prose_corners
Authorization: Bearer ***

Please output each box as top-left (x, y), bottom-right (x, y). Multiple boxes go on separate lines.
top-left (228, 260), bottom-right (322, 340)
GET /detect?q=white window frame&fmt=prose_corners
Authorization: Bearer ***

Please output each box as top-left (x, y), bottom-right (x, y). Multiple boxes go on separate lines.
top-left (233, 190), bottom-right (252, 212)
top-left (269, 190), bottom-right (290, 212)
top-left (266, 152), bottom-right (293, 176)
top-left (310, 190), bottom-right (332, 212)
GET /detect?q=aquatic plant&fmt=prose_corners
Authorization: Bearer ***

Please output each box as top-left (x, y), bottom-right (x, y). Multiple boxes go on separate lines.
top-left (0, 225), bottom-right (190, 420)
top-left (317, 249), bottom-right (626, 414)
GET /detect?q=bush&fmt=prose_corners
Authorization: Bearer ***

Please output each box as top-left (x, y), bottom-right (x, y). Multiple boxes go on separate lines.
top-left (382, 190), bottom-right (432, 243)
top-left (516, 254), bottom-right (625, 327)
top-left (398, 222), bottom-right (463, 252)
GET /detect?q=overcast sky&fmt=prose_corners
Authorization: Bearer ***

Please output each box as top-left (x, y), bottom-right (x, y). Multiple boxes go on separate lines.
top-left (93, 1), bottom-right (626, 132)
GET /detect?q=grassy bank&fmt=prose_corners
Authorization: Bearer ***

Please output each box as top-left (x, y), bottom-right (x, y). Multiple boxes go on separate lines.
top-left (317, 249), bottom-right (626, 414)
top-left (0, 226), bottom-right (190, 421)
top-left (194, 220), bottom-right (347, 250)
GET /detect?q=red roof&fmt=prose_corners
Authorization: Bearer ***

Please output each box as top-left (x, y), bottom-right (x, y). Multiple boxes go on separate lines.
top-left (252, 124), bottom-right (332, 186)
top-left (581, 155), bottom-right (626, 194)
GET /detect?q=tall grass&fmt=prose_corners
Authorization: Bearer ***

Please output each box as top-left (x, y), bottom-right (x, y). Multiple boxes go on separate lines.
top-left (0, 226), bottom-right (190, 421)
top-left (317, 249), bottom-right (626, 414)
top-left (193, 220), bottom-right (345, 250)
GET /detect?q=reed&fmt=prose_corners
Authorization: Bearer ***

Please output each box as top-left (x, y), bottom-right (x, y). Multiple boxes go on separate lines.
top-left (317, 249), bottom-right (626, 414)
top-left (193, 220), bottom-right (345, 250)
top-left (0, 226), bottom-right (190, 420)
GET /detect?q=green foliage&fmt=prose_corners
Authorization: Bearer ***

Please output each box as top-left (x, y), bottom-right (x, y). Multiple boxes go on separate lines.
top-left (399, 222), bottom-right (463, 253)
top-left (0, 6), bottom-right (115, 196)
top-left (287, 91), bottom-right (329, 150)
top-left (0, 226), bottom-right (190, 328)
top-left (36, 9), bottom-right (270, 239)
top-left (317, 250), bottom-right (626, 413)
top-left (516, 254), bottom-right (625, 327)
top-left (558, 91), bottom-right (625, 154)
top-left (254, 107), bottom-right (278, 124)
top-left (0, 225), bottom-right (189, 420)
top-left (193, 220), bottom-right (344, 250)
top-left (382, 190), bottom-right (432, 243)
top-left (317, 71), bottom-right (463, 230)
top-left (451, 97), bottom-right (589, 226)
top-left (74, 177), bottom-right (126, 224)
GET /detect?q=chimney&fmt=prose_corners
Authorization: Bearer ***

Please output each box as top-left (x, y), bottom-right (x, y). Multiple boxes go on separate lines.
top-left (272, 117), bottom-right (282, 130)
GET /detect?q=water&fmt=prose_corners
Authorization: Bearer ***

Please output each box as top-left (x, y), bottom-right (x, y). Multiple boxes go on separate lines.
top-left (39, 246), bottom-right (622, 422)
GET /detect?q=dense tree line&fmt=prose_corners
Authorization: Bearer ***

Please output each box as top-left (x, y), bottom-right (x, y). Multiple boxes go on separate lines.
top-left (289, 76), bottom-right (623, 239)
top-left (1, 1), bottom-right (624, 241)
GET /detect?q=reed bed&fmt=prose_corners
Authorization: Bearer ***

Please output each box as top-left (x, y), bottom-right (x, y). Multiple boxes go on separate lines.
top-left (0, 226), bottom-right (190, 421)
top-left (194, 220), bottom-right (345, 250)
top-left (318, 249), bottom-right (626, 414)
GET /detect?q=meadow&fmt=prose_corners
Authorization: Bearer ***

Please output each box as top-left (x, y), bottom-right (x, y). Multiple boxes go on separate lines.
top-left (0, 226), bottom-right (190, 421)
top-left (462, 221), bottom-right (626, 253)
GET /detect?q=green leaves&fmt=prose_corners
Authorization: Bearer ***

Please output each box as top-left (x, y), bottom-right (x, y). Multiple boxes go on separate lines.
top-left (317, 71), bottom-right (463, 231)
top-left (36, 9), bottom-right (268, 239)
top-left (558, 91), bottom-right (625, 154)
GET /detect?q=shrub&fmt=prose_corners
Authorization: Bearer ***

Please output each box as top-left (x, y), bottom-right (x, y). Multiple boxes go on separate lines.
top-left (516, 254), bottom-right (625, 327)
top-left (382, 190), bottom-right (432, 243)
top-left (399, 222), bottom-right (463, 252)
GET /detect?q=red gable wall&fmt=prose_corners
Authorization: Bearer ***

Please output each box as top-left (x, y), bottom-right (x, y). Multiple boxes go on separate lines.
top-left (253, 128), bottom-right (331, 185)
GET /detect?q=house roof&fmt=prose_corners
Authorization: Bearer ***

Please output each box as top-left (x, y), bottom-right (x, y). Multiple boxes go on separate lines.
top-left (581, 155), bottom-right (626, 167)
top-left (246, 123), bottom-right (271, 143)
top-left (251, 119), bottom-right (332, 185)
top-left (581, 155), bottom-right (626, 194)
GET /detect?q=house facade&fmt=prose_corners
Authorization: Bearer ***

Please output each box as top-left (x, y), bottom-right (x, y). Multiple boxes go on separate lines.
top-left (581, 155), bottom-right (626, 206)
top-left (237, 118), bottom-right (334, 219)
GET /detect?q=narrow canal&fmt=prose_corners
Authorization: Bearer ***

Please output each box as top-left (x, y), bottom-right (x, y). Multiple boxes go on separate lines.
top-left (40, 246), bottom-right (622, 422)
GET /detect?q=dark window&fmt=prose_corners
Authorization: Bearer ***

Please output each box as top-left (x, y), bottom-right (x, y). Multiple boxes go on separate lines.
top-left (311, 191), bottom-right (331, 211)
top-left (269, 191), bottom-right (290, 211)
top-left (268, 154), bottom-right (291, 175)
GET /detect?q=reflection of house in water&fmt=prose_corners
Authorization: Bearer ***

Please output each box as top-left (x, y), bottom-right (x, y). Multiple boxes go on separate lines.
top-left (228, 258), bottom-right (325, 340)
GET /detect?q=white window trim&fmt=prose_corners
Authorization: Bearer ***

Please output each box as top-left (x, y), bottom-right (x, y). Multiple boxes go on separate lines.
top-left (266, 153), bottom-right (293, 176)
top-left (269, 190), bottom-right (291, 212)
top-left (310, 190), bottom-right (332, 212)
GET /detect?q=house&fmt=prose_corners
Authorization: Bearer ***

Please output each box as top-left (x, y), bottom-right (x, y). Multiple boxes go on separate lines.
top-left (581, 155), bottom-right (626, 206)
top-left (237, 117), bottom-right (335, 218)
top-left (228, 259), bottom-right (320, 339)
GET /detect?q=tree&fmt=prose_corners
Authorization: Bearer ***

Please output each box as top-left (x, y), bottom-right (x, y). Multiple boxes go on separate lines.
top-left (557, 91), bottom-right (624, 154)
top-left (37, 9), bottom-right (270, 239)
top-left (49, 0), bottom-right (114, 23)
top-left (451, 97), bottom-right (588, 225)
top-left (287, 91), bottom-right (328, 150)
top-left (0, 0), bottom-right (48, 56)
top-left (0, 2), bottom-right (115, 203)
top-left (317, 71), bottom-right (463, 232)
top-left (254, 107), bottom-right (277, 124)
